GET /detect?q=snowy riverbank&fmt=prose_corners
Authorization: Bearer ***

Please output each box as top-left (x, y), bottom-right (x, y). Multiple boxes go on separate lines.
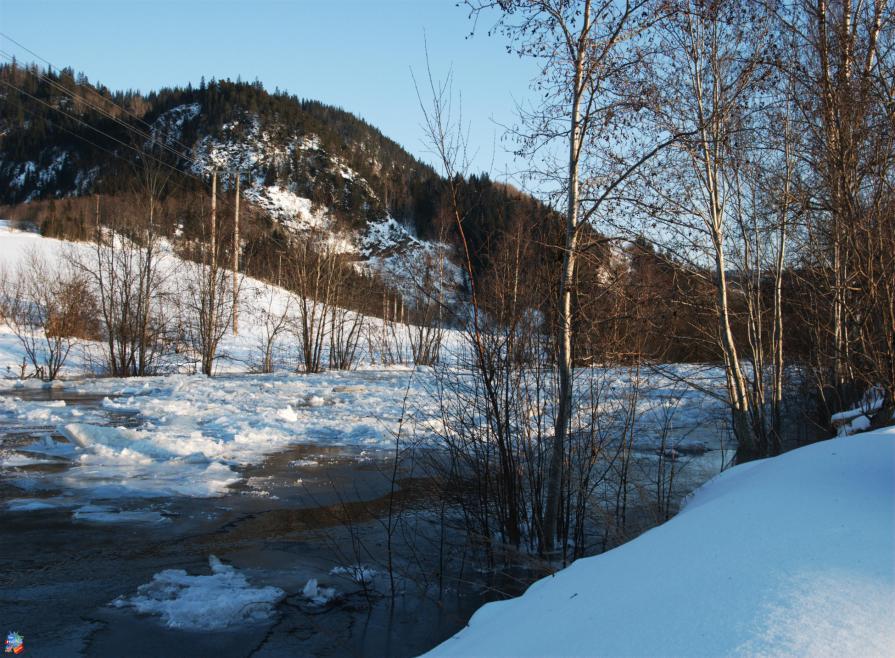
top-left (0, 223), bottom-right (733, 510)
top-left (425, 427), bottom-right (895, 657)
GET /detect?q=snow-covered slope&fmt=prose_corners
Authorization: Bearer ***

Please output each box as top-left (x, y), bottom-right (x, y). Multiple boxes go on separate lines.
top-left (0, 221), bottom-right (460, 377)
top-left (159, 103), bottom-right (448, 273)
top-left (426, 429), bottom-right (895, 657)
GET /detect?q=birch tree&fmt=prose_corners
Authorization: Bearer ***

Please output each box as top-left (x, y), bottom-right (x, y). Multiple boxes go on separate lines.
top-left (783, 0), bottom-right (894, 422)
top-left (469, 0), bottom-right (678, 553)
top-left (645, 0), bottom-right (775, 457)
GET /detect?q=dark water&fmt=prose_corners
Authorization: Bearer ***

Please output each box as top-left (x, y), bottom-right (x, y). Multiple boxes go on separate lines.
top-left (0, 382), bottom-right (731, 657)
top-left (0, 388), bottom-right (494, 658)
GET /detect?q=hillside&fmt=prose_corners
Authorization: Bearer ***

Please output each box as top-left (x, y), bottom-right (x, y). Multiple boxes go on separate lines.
top-left (0, 63), bottom-right (559, 293)
top-left (0, 62), bottom-right (723, 362)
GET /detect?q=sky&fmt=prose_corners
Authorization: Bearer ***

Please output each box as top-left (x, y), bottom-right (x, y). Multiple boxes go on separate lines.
top-left (0, 0), bottom-right (540, 181)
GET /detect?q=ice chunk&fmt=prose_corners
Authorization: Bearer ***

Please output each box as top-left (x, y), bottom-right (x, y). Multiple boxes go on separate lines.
top-left (0, 452), bottom-right (61, 467)
top-left (276, 406), bottom-right (298, 422)
top-left (112, 555), bottom-right (284, 629)
top-left (73, 504), bottom-right (169, 524)
top-left (302, 578), bottom-right (338, 606)
top-left (330, 564), bottom-right (377, 585)
top-left (6, 498), bottom-right (60, 511)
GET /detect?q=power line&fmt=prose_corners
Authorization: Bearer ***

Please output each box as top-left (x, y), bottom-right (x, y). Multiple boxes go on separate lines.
top-left (0, 33), bottom-right (249, 207)
top-left (0, 31), bottom-right (195, 156)
top-left (5, 94), bottom-right (195, 192)
top-left (0, 77), bottom-right (206, 183)
top-left (0, 50), bottom-right (206, 173)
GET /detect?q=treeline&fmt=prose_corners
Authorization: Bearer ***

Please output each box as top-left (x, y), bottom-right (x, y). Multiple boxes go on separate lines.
top-left (408, 0), bottom-right (894, 561)
top-left (1, 178), bottom-right (737, 368)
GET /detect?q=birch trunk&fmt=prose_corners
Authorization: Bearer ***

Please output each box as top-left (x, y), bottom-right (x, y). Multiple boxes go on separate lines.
top-left (543, 2), bottom-right (588, 555)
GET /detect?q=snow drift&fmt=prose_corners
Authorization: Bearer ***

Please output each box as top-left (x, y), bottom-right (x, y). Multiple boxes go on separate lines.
top-left (425, 428), bottom-right (895, 657)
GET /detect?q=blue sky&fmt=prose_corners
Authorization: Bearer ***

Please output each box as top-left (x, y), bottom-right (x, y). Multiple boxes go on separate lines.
top-left (0, 0), bottom-right (539, 179)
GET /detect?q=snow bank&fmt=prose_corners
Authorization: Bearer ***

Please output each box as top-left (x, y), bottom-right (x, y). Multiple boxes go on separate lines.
top-left (426, 428), bottom-right (895, 657)
top-left (112, 555), bottom-right (284, 630)
top-left (832, 388), bottom-right (889, 436)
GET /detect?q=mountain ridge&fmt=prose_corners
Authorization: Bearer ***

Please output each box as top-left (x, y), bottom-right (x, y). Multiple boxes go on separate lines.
top-left (1, 63), bottom-right (575, 308)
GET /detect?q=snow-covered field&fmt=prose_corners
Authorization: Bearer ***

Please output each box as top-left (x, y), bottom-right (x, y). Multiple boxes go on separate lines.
top-left (0, 222), bottom-right (730, 507)
top-left (427, 426), bottom-right (895, 657)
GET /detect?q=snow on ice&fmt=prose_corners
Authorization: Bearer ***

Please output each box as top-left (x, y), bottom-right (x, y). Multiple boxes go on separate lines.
top-left (0, 223), bottom-right (728, 504)
top-left (330, 564), bottom-right (378, 586)
top-left (112, 555), bottom-right (284, 630)
top-left (301, 578), bottom-right (338, 606)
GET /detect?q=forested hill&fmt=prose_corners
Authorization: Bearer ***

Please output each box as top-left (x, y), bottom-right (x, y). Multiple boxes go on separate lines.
top-left (0, 62), bottom-right (552, 266)
top-left (0, 62), bottom-right (441, 230)
top-left (0, 61), bottom-right (731, 364)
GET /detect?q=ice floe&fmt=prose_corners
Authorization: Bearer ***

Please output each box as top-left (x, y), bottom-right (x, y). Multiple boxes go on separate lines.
top-left (112, 555), bottom-right (284, 630)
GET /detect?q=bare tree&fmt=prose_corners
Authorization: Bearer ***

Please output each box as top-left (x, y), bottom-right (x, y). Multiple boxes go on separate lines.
top-left (725, 96), bottom-right (799, 453)
top-left (640, 0), bottom-right (776, 457)
top-left (289, 237), bottom-right (339, 374)
top-left (181, 252), bottom-right (233, 377)
top-left (73, 156), bottom-right (173, 377)
top-left (406, 250), bottom-right (446, 367)
top-left (782, 0), bottom-right (894, 423)
top-left (179, 172), bottom-right (235, 376)
top-left (0, 251), bottom-right (94, 380)
top-left (369, 288), bottom-right (410, 366)
top-left (328, 274), bottom-right (365, 371)
top-left (247, 283), bottom-right (293, 374)
top-left (470, 0), bottom-right (684, 553)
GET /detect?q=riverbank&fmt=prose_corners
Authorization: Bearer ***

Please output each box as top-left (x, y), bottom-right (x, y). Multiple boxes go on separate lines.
top-left (426, 427), bottom-right (895, 657)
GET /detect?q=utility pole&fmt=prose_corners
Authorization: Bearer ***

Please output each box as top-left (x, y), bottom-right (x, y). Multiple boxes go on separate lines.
top-left (210, 169), bottom-right (218, 351)
top-left (232, 172), bottom-right (240, 335)
top-left (210, 169), bottom-right (217, 267)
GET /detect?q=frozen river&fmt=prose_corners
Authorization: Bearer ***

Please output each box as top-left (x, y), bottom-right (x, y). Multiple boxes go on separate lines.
top-left (0, 384), bottom-right (487, 656)
top-left (0, 367), bottom-right (732, 656)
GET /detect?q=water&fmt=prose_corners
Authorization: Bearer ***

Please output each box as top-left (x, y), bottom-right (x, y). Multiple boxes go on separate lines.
top-left (0, 388), bottom-right (493, 657)
top-left (0, 383), bottom-right (727, 657)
